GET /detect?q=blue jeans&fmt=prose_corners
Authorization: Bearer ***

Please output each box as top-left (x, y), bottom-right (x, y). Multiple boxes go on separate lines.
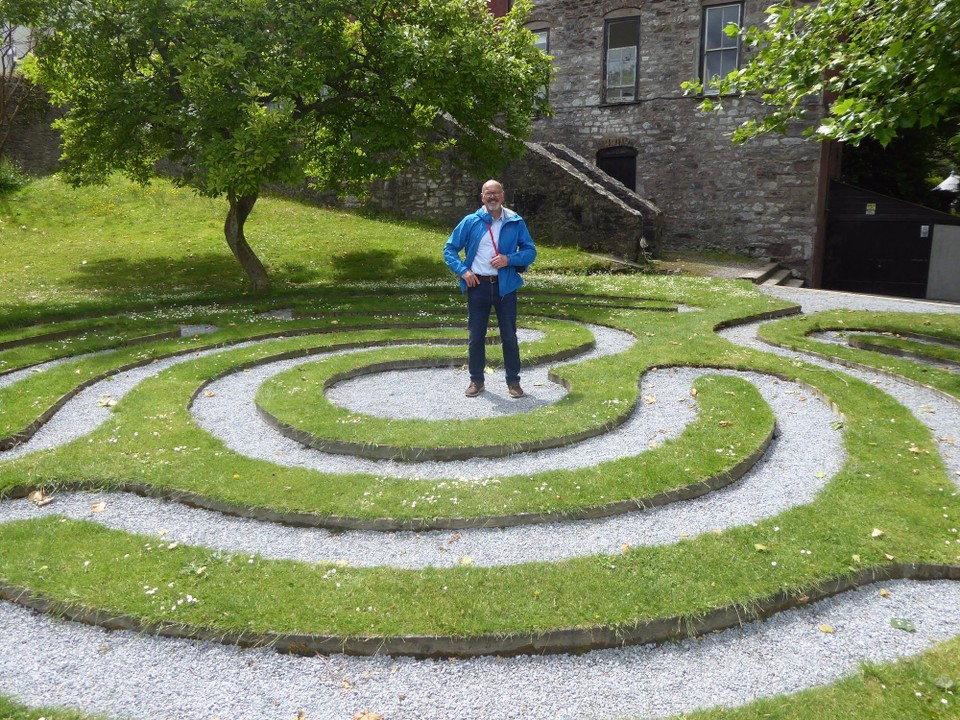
top-left (467, 283), bottom-right (520, 385)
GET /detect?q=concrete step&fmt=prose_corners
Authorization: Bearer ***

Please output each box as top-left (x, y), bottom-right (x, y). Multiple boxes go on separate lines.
top-left (738, 262), bottom-right (781, 284)
top-left (762, 268), bottom-right (793, 286)
top-left (783, 278), bottom-right (805, 288)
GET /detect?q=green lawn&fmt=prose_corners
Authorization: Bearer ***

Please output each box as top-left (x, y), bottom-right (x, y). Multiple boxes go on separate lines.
top-left (0, 175), bottom-right (958, 720)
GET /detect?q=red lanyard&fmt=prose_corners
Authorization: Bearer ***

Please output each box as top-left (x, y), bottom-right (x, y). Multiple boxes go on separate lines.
top-left (485, 222), bottom-right (499, 255)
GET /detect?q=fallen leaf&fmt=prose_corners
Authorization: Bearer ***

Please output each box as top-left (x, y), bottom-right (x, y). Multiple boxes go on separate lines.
top-left (352, 712), bottom-right (384, 720)
top-left (97, 395), bottom-right (117, 407)
top-left (203, 390), bottom-right (216, 398)
top-left (934, 676), bottom-right (956, 691)
top-left (458, 556), bottom-right (473, 566)
top-left (879, 588), bottom-right (892, 598)
top-left (620, 543), bottom-right (631, 554)
top-left (689, 387), bottom-right (698, 398)
top-left (818, 624), bottom-right (835, 634)
top-left (340, 679), bottom-right (354, 690)
top-left (718, 420), bottom-right (732, 427)
top-left (814, 471), bottom-right (827, 479)
top-left (27, 490), bottom-right (54, 507)
top-left (643, 395), bottom-right (657, 405)
top-left (851, 554), bottom-right (861, 563)
top-left (890, 618), bottom-right (916, 633)
top-left (884, 553), bottom-right (895, 561)
top-left (90, 501), bottom-right (106, 513)
top-left (871, 528), bottom-right (885, 538)
top-left (754, 543), bottom-right (770, 552)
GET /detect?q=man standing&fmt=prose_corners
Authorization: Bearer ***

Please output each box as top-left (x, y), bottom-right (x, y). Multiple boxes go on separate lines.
top-left (443, 179), bottom-right (537, 398)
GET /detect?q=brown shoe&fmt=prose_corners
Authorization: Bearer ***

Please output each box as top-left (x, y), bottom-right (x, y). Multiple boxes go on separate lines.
top-left (465, 381), bottom-right (484, 397)
top-left (507, 384), bottom-right (525, 398)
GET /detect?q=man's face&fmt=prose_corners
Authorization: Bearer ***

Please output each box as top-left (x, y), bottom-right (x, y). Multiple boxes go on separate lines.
top-left (481, 184), bottom-right (504, 215)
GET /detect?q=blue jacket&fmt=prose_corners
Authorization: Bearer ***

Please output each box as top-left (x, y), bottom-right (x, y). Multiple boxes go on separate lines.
top-left (443, 207), bottom-right (537, 296)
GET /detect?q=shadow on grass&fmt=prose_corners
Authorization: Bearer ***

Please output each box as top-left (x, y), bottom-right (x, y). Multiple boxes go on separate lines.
top-left (67, 253), bottom-right (250, 298)
top-left (65, 249), bottom-right (448, 299)
top-left (330, 249), bottom-right (448, 283)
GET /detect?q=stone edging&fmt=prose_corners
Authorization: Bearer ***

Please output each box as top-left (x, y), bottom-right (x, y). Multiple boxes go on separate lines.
top-left (762, 338), bottom-right (960, 408)
top-left (1, 563), bottom-right (956, 659)
top-left (0, 325), bottom-right (472, 452)
top-left (1, 414), bottom-right (770, 532)
top-left (846, 337), bottom-right (960, 371)
top-left (5, 362), bottom-right (813, 531)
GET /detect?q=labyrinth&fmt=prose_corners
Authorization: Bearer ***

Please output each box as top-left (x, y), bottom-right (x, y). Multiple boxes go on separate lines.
top-left (0, 276), bottom-right (959, 719)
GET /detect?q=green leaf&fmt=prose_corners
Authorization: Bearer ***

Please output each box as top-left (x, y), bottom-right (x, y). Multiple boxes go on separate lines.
top-left (890, 618), bottom-right (916, 633)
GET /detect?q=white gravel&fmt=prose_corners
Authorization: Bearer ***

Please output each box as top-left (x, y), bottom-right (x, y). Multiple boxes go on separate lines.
top-left (0, 580), bottom-right (957, 720)
top-left (0, 366), bottom-right (843, 568)
top-left (0, 285), bottom-right (958, 720)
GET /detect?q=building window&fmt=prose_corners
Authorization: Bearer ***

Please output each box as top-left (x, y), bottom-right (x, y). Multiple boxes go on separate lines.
top-left (531, 28), bottom-right (549, 101)
top-left (532, 28), bottom-right (548, 54)
top-left (701, 3), bottom-right (742, 94)
top-left (604, 17), bottom-right (639, 104)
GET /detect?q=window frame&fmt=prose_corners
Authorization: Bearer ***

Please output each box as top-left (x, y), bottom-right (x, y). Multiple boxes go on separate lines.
top-left (602, 16), bottom-right (640, 105)
top-left (699, 2), bottom-right (743, 95)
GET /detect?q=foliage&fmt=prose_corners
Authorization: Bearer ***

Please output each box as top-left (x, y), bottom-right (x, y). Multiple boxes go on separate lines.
top-left (683, 0), bottom-right (960, 150)
top-left (3, 0), bottom-right (552, 289)
top-left (840, 123), bottom-right (960, 210)
top-left (0, 155), bottom-right (28, 193)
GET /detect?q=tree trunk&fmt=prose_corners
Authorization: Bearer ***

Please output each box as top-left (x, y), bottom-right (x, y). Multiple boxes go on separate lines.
top-left (224, 193), bottom-right (270, 292)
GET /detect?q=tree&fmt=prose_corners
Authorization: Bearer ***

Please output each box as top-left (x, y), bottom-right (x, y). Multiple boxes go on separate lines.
top-left (4, 0), bottom-right (551, 291)
top-left (684, 0), bottom-right (960, 150)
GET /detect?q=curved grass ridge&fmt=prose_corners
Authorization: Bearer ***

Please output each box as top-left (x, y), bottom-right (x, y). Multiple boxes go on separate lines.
top-left (0, 336), bottom-right (780, 524)
top-left (1, 563), bottom-right (957, 659)
top-left (846, 333), bottom-right (960, 369)
top-left (0, 373), bottom-right (777, 530)
top-left (757, 310), bottom-right (960, 401)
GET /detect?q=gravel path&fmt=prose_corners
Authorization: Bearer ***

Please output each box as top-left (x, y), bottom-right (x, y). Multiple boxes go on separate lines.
top-left (0, 286), bottom-right (958, 720)
top-left (0, 366), bottom-right (843, 568)
top-left (0, 581), bottom-right (957, 720)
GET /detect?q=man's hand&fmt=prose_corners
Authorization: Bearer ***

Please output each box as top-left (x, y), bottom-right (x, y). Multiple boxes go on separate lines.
top-left (490, 254), bottom-right (508, 269)
top-left (462, 270), bottom-right (480, 287)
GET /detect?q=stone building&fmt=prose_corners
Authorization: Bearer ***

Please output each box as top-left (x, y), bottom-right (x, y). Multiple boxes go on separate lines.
top-left (371, 0), bottom-right (830, 283)
top-left (515, 0), bottom-right (828, 280)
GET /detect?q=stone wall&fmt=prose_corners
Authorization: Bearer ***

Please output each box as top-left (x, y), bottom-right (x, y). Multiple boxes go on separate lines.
top-left (366, 141), bottom-right (663, 262)
top-left (3, 84), bottom-right (62, 174)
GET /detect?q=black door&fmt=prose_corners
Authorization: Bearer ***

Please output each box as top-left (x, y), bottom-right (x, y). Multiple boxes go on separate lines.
top-left (596, 146), bottom-right (637, 191)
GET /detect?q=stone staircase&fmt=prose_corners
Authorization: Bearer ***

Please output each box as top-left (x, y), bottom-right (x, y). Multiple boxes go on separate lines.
top-left (738, 262), bottom-right (804, 288)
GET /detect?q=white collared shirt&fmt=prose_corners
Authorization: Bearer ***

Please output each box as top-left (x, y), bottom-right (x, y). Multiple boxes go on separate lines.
top-left (471, 209), bottom-right (506, 276)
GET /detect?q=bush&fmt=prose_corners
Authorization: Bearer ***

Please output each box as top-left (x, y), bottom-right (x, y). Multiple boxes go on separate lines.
top-left (0, 157), bottom-right (30, 194)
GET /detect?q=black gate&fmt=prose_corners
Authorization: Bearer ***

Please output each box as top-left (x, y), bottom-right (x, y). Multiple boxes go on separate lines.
top-left (823, 182), bottom-right (959, 298)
